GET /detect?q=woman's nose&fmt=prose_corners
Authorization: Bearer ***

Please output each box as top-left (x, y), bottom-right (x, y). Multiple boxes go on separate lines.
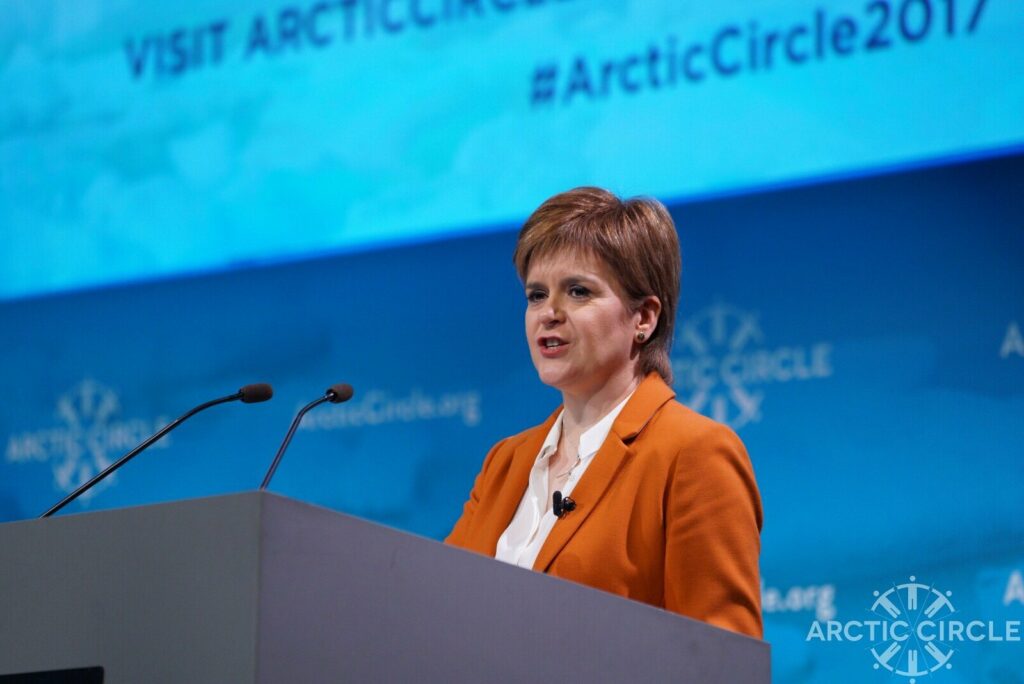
top-left (539, 297), bottom-right (565, 326)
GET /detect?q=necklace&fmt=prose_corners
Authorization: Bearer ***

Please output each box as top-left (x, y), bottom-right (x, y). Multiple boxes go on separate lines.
top-left (552, 454), bottom-right (581, 480)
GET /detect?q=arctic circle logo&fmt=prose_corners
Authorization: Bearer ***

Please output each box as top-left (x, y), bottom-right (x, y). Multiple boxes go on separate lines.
top-left (52, 379), bottom-right (123, 495)
top-left (671, 302), bottom-right (833, 428)
top-left (807, 576), bottom-right (1022, 680)
top-left (868, 577), bottom-right (956, 679)
top-left (5, 379), bottom-right (170, 500)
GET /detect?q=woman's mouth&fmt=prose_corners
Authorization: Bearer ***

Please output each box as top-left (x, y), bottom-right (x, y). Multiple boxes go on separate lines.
top-left (538, 336), bottom-right (569, 357)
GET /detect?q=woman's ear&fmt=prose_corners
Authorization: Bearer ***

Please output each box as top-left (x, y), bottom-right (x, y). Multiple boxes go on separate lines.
top-left (635, 295), bottom-right (662, 340)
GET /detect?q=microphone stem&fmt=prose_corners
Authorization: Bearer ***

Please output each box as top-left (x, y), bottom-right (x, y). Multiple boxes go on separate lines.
top-left (40, 391), bottom-right (243, 518)
top-left (259, 395), bottom-right (329, 490)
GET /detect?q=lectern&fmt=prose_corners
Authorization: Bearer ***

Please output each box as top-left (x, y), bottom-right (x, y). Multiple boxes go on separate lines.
top-left (0, 492), bottom-right (769, 682)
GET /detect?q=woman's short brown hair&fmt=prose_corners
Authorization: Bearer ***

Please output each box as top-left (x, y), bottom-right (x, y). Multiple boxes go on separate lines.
top-left (513, 187), bottom-right (681, 383)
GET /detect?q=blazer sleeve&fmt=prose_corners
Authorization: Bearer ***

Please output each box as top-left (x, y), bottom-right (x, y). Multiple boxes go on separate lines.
top-left (664, 424), bottom-right (764, 638)
top-left (445, 437), bottom-right (508, 548)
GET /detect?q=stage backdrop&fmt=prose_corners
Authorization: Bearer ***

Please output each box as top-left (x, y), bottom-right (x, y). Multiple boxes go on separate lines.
top-left (2, 2), bottom-right (1022, 683)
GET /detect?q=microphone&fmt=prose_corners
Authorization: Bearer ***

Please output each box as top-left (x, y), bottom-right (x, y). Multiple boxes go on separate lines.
top-left (259, 383), bottom-right (354, 490)
top-left (40, 383), bottom-right (274, 518)
top-left (552, 491), bottom-right (576, 518)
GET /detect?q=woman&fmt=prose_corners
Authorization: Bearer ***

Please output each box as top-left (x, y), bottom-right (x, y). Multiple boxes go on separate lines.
top-left (446, 187), bottom-right (763, 639)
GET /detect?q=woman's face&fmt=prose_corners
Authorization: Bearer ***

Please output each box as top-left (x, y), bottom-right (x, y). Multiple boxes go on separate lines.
top-left (524, 249), bottom-right (642, 399)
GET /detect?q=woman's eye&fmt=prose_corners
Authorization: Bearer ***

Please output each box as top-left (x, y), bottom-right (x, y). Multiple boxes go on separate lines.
top-left (568, 285), bottom-right (590, 298)
top-left (527, 290), bottom-right (546, 303)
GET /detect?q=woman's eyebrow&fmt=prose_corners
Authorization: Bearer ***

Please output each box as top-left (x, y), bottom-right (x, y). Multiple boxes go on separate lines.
top-left (559, 274), bottom-right (598, 287)
top-left (525, 274), bottom-right (598, 290)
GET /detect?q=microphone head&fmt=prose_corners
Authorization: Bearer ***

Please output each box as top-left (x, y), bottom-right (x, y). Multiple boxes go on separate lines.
top-left (239, 383), bottom-right (274, 403)
top-left (325, 383), bottom-right (354, 403)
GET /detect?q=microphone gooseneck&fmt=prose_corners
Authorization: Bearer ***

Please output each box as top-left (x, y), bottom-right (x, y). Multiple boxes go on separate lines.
top-left (40, 383), bottom-right (274, 518)
top-left (260, 382), bottom-right (355, 490)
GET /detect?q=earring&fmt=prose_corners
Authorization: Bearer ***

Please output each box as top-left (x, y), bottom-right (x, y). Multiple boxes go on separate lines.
top-left (636, 331), bottom-right (646, 342)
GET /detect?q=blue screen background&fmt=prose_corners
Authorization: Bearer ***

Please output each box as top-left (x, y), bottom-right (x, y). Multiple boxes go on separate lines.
top-left (2, 2), bottom-right (1023, 682)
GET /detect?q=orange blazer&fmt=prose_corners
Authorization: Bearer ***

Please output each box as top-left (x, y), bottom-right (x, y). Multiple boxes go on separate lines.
top-left (446, 373), bottom-right (764, 639)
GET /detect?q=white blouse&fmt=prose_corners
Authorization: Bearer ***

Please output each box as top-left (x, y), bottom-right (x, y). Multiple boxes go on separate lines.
top-left (494, 392), bottom-right (634, 569)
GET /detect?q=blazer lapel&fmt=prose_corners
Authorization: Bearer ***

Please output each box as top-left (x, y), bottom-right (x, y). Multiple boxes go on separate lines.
top-left (532, 373), bottom-right (676, 572)
top-left (532, 435), bottom-right (632, 572)
top-left (471, 409), bottom-right (558, 556)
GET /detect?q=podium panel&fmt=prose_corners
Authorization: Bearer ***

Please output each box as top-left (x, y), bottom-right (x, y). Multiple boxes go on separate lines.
top-left (0, 493), bottom-right (769, 683)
